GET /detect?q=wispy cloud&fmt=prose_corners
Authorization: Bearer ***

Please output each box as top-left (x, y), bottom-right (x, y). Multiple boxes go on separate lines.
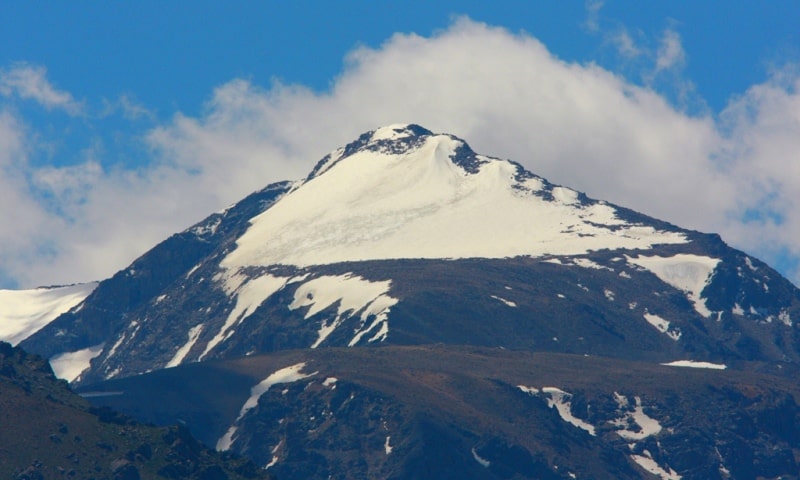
top-left (654, 28), bottom-right (686, 73)
top-left (1, 18), bottom-right (799, 288)
top-left (0, 63), bottom-right (82, 115)
top-left (583, 0), bottom-right (604, 33)
top-left (101, 94), bottom-right (155, 121)
top-left (609, 28), bottom-right (641, 58)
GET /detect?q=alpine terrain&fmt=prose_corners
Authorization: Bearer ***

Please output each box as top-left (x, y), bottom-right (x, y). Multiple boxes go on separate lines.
top-left (3, 124), bottom-right (800, 479)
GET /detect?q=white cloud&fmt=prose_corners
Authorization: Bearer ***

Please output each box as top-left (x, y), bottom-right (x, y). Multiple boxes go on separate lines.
top-left (0, 110), bottom-right (68, 286)
top-left (0, 63), bottom-right (82, 115)
top-left (1, 18), bottom-right (800, 288)
top-left (715, 74), bottom-right (800, 278)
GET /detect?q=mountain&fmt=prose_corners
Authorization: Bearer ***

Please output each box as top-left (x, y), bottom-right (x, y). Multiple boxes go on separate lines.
top-left (0, 341), bottom-right (271, 479)
top-left (4, 124), bottom-right (800, 478)
top-left (19, 124), bottom-right (800, 383)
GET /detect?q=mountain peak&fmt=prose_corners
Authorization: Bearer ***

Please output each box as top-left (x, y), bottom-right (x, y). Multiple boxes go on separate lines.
top-left (369, 123), bottom-right (433, 142)
top-left (307, 124), bottom-right (436, 180)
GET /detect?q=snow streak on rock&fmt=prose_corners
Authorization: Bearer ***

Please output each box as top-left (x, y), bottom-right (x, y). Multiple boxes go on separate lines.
top-left (471, 448), bottom-right (491, 468)
top-left (643, 313), bottom-right (681, 341)
top-left (520, 385), bottom-right (595, 436)
top-left (217, 362), bottom-right (317, 452)
top-left (288, 274), bottom-right (398, 348)
top-left (166, 324), bottom-right (204, 368)
top-left (202, 274), bottom-right (288, 360)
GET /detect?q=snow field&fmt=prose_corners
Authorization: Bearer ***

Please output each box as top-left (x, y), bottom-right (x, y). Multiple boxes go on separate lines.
top-left (221, 133), bottom-right (686, 271)
top-left (0, 283), bottom-right (97, 346)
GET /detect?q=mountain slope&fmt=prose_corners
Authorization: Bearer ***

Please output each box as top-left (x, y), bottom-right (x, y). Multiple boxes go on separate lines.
top-left (5, 123), bottom-right (800, 478)
top-left (16, 124), bottom-right (800, 386)
top-left (0, 341), bottom-right (270, 480)
top-left (78, 346), bottom-right (800, 480)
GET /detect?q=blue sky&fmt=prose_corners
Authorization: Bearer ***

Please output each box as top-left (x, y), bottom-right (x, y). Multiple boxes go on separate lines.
top-left (1, 1), bottom-right (799, 288)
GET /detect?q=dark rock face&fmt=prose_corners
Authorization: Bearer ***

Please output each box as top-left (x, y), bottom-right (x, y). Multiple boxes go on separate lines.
top-left (46, 246), bottom-right (800, 386)
top-left (79, 346), bottom-right (800, 480)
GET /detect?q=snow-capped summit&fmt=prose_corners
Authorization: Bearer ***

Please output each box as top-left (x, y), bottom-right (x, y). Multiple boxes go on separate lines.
top-left (13, 124), bottom-right (800, 389)
top-left (221, 125), bottom-right (685, 271)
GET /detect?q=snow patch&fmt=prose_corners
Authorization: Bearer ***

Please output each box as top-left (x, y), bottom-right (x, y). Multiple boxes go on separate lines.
top-left (517, 385), bottom-right (540, 395)
top-left (323, 377), bottom-right (338, 387)
top-left (661, 360), bottom-right (727, 370)
top-left (541, 387), bottom-right (596, 436)
top-left (552, 186), bottom-right (579, 205)
top-left (630, 451), bottom-right (681, 480)
top-left (289, 274), bottom-right (398, 348)
top-left (611, 394), bottom-right (663, 441)
top-left (627, 254), bottom-right (719, 318)
top-left (490, 295), bottom-right (517, 307)
top-left (744, 256), bottom-right (757, 272)
top-left (217, 362), bottom-right (316, 451)
top-left (384, 436), bottom-right (393, 455)
top-left (49, 344), bottom-right (104, 382)
top-left (0, 283), bottom-right (97, 346)
top-left (643, 313), bottom-right (681, 341)
top-left (573, 258), bottom-right (613, 271)
top-left (190, 217), bottom-right (221, 237)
